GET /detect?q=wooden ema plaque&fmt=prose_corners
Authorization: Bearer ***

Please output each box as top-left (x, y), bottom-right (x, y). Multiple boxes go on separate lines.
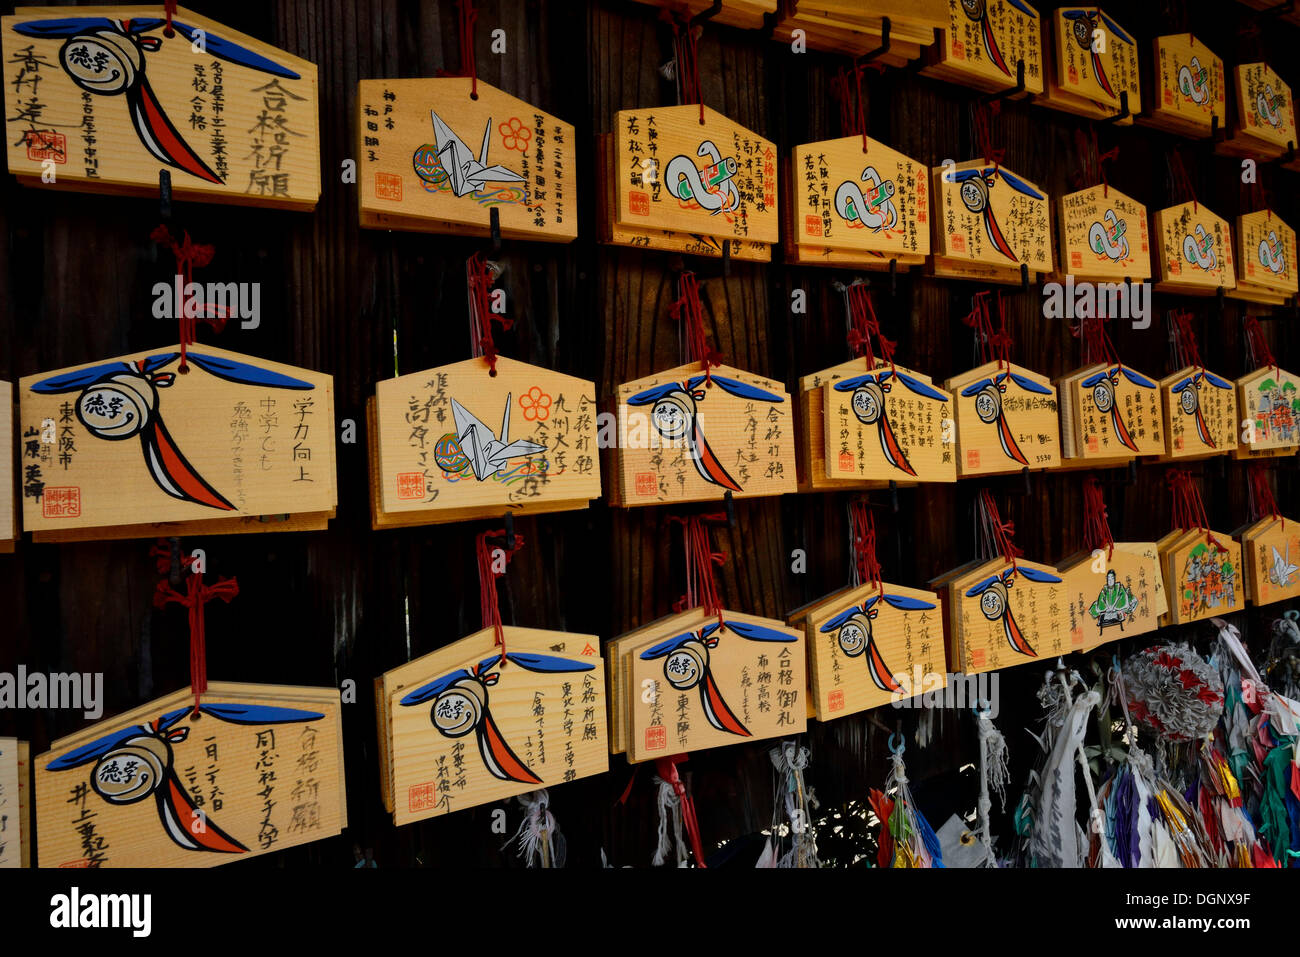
top-left (1140, 35), bottom-right (1224, 138)
top-left (1165, 530), bottom-right (1244, 625)
top-left (381, 627), bottom-right (605, 825)
top-left (626, 612), bottom-right (806, 763)
top-left (949, 558), bottom-right (1066, 676)
top-left (1236, 366), bottom-right (1300, 460)
top-left (1159, 366), bottom-right (1238, 460)
top-left (35, 683), bottom-right (345, 868)
top-left (1231, 211), bottom-right (1298, 304)
top-left (613, 105), bottom-right (778, 246)
top-left (19, 345), bottom-right (335, 541)
top-left (822, 363), bottom-right (956, 483)
top-left (1241, 517), bottom-right (1300, 607)
top-left (790, 136), bottom-right (930, 259)
top-left (1057, 185), bottom-right (1151, 281)
top-left (606, 610), bottom-right (707, 756)
top-left (945, 361), bottom-right (1061, 477)
top-left (357, 77), bottom-right (575, 243)
top-left (614, 362), bottom-right (796, 506)
top-left (370, 355), bottom-right (599, 527)
top-left (0, 382), bottom-right (15, 553)
top-left (1059, 362), bottom-right (1164, 463)
top-left (932, 160), bottom-right (1052, 283)
top-left (0, 737), bottom-right (26, 868)
top-left (806, 581), bottom-right (944, 721)
top-left (1042, 7), bottom-right (1140, 123)
top-left (1153, 202), bottom-right (1236, 295)
top-left (1218, 63), bottom-right (1296, 160)
top-left (921, 0), bottom-right (1044, 97)
top-left (1056, 545), bottom-right (1162, 654)
top-left (2, 6), bottom-right (319, 209)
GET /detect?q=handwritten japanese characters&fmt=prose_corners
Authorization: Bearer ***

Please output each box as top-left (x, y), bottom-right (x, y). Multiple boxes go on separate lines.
top-left (1041, 7), bottom-right (1140, 123)
top-left (932, 160), bottom-right (1052, 283)
top-left (611, 105), bottom-right (778, 251)
top-left (946, 558), bottom-right (1067, 676)
top-left (922, 0), bottom-right (1044, 96)
top-left (1056, 544), bottom-right (1162, 654)
top-left (1140, 35), bottom-right (1224, 138)
top-left (380, 627), bottom-right (606, 825)
top-left (946, 361), bottom-right (1060, 477)
top-left (1058, 362), bottom-right (1164, 463)
top-left (34, 683), bottom-right (344, 868)
top-left (790, 136), bottom-right (930, 263)
top-left (0, 738), bottom-right (27, 868)
top-left (1235, 365), bottom-right (1300, 460)
top-left (2, 5), bottom-right (319, 208)
top-left (1153, 202), bottom-right (1236, 295)
top-left (614, 362), bottom-right (796, 506)
top-left (1159, 366), bottom-right (1238, 460)
top-left (18, 346), bottom-right (335, 540)
top-left (0, 382), bottom-right (14, 553)
top-left (1218, 63), bottom-right (1296, 160)
top-left (1231, 211), bottom-right (1297, 305)
top-left (1164, 532), bottom-right (1244, 625)
top-left (823, 363), bottom-right (956, 483)
top-left (804, 582), bottom-right (945, 720)
top-left (370, 355), bottom-right (599, 527)
top-left (357, 77), bottom-right (575, 243)
top-left (1057, 185), bottom-right (1151, 281)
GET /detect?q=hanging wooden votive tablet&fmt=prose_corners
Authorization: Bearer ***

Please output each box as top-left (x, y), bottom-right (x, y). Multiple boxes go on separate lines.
top-left (1235, 364), bottom-right (1300, 461)
top-left (379, 626), bottom-right (606, 825)
top-left (0, 381), bottom-right (15, 553)
top-left (597, 105), bottom-right (778, 261)
top-left (356, 77), bottom-right (576, 243)
top-left (796, 358), bottom-right (900, 492)
top-left (1216, 63), bottom-right (1297, 161)
top-left (0, 737), bottom-right (30, 867)
top-left (2, 5), bottom-right (320, 208)
top-left (18, 346), bottom-right (336, 542)
top-left (1229, 211), bottom-right (1298, 305)
top-left (1056, 185), bottom-right (1151, 282)
top-left (944, 557), bottom-right (1067, 675)
top-left (930, 160), bottom-right (1052, 285)
top-left (34, 683), bottom-right (346, 868)
top-left (1158, 367), bottom-right (1239, 460)
top-left (1152, 202), bottom-right (1236, 295)
top-left (1161, 530), bottom-right (1244, 625)
top-left (920, 0), bottom-right (1044, 97)
top-left (784, 135), bottom-right (930, 270)
top-left (1240, 516), bottom-right (1300, 607)
top-left (369, 355), bottom-right (600, 527)
top-left (1057, 362), bottom-right (1164, 466)
top-left (1039, 7), bottom-right (1140, 123)
top-left (1138, 35), bottom-right (1224, 138)
top-left (612, 362), bottom-right (796, 506)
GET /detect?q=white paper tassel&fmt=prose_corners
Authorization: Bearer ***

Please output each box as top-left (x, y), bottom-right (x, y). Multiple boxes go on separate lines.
top-left (652, 775), bottom-right (688, 867)
top-left (504, 789), bottom-right (565, 868)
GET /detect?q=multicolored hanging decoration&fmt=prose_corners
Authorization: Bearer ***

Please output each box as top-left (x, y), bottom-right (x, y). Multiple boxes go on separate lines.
top-left (869, 732), bottom-right (943, 868)
top-left (757, 741), bottom-right (820, 869)
top-left (1122, 643), bottom-right (1225, 742)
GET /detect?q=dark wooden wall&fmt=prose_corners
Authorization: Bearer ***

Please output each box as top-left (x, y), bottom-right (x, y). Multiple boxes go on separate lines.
top-left (1, 0), bottom-right (1295, 868)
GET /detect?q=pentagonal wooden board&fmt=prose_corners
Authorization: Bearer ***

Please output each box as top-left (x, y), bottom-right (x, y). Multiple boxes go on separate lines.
top-left (606, 611), bottom-right (705, 756)
top-left (933, 161), bottom-right (1052, 272)
top-left (0, 737), bottom-right (22, 867)
top-left (18, 345), bottom-right (335, 535)
top-left (946, 361), bottom-right (1060, 476)
top-left (1153, 202), bottom-right (1236, 293)
top-left (1233, 211), bottom-right (1298, 300)
top-left (806, 581), bottom-right (945, 720)
top-left (823, 363), bottom-right (956, 482)
top-left (952, 558), bottom-right (1067, 675)
top-left (627, 611), bottom-right (805, 763)
top-left (1143, 35), bottom-right (1224, 137)
top-left (35, 684), bottom-right (343, 868)
top-left (2, 5), bottom-right (319, 208)
top-left (1167, 531), bottom-right (1244, 624)
top-left (1244, 518), bottom-right (1300, 606)
top-left (1236, 366), bottom-right (1300, 457)
top-left (615, 362), bottom-right (796, 506)
top-left (1234, 63), bottom-right (1295, 152)
top-left (613, 105), bottom-right (778, 245)
top-left (922, 0), bottom-right (1044, 96)
top-left (0, 382), bottom-right (14, 552)
top-left (1160, 366), bottom-right (1238, 459)
top-left (1057, 185), bottom-right (1151, 280)
top-left (1050, 7), bottom-right (1140, 113)
top-left (389, 641), bottom-right (606, 825)
top-left (1056, 544), bottom-right (1161, 653)
top-left (790, 136), bottom-right (930, 258)
top-left (357, 77), bottom-right (576, 243)
top-left (372, 355), bottom-right (599, 520)
top-left (1065, 362), bottom-right (1164, 459)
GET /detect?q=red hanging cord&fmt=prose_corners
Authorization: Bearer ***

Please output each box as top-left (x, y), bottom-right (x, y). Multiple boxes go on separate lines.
top-left (961, 291), bottom-right (1012, 368)
top-left (1168, 150), bottom-right (1198, 212)
top-left (671, 272), bottom-right (722, 380)
top-left (151, 543), bottom-right (238, 710)
top-left (843, 283), bottom-right (896, 376)
top-left (1169, 309), bottom-right (1205, 379)
top-left (1243, 315), bottom-right (1279, 375)
top-left (979, 489), bottom-right (1022, 573)
top-left (467, 253), bottom-right (511, 375)
top-left (477, 528), bottom-right (524, 664)
top-left (1167, 469), bottom-right (1226, 553)
top-left (849, 499), bottom-right (883, 592)
top-left (664, 13), bottom-right (705, 125)
top-left (163, 0), bottom-right (176, 37)
top-left (668, 514), bottom-right (727, 628)
top-left (457, 0), bottom-right (479, 98)
top-left (151, 225), bottom-right (222, 372)
top-left (655, 755), bottom-right (707, 866)
top-left (1248, 463), bottom-right (1283, 529)
top-left (1073, 315), bottom-right (1119, 369)
top-left (971, 100), bottom-right (1004, 173)
top-left (1082, 477), bottom-right (1115, 560)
